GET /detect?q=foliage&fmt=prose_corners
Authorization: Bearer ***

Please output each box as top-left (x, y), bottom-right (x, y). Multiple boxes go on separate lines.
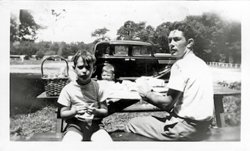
top-left (217, 81), bottom-right (241, 126)
top-left (115, 13), bottom-right (241, 63)
top-left (217, 81), bottom-right (241, 90)
top-left (223, 96), bottom-right (241, 126)
top-left (10, 41), bottom-right (39, 57)
top-left (154, 22), bottom-right (172, 53)
top-left (91, 28), bottom-right (111, 44)
top-left (11, 41), bottom-right (95, 59)
top-left (10, 106), bottom-right (57, 140)
top-left (183, 13), bottom-right (241, 63)
top-left (10, 16), bottom-right (19, 42)
top-left (117, 20), bottom-right (137, 40)
top-left (117, 21), bottom-right (155, 43)
top-left (10, 10), bottom-right (41, 43)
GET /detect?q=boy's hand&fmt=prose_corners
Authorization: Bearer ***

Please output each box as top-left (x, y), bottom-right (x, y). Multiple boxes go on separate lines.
top-left (72, 105), bottom-right (88, 115)
top-left (86, 104), bottom-right (96, 115)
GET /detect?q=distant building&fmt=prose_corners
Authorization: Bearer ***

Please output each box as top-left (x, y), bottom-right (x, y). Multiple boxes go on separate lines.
top-left (30, 55), bottom-right (38, 60)
top-left (10, 55), bottom-right (27, 62)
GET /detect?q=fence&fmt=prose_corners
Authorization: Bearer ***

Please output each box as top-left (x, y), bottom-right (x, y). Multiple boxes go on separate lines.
top-left (208, 62), bottom-right (241, 69)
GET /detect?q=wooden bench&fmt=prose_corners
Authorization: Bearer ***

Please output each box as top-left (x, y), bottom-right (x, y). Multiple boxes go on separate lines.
top-left (110, 126), bottom-right (240, 141)
top-left (29, 126), bottom-right (240, 141)
top-left (32, 84), bottom-right (240, 141)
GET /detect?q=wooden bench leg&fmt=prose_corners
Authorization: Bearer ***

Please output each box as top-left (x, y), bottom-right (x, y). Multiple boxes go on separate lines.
top-left (56, 118), bottom-right (63, 133)
top-left (214, 95), bottom-right (225, 127)
top-left (56, 108), bottom-right (65, 133)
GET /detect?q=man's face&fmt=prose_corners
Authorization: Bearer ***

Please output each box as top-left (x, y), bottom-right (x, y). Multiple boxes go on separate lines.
top-left (101, 71), bottom-right (114, 81)
top-left (74, 57), bottom-right (94, 83)
top-left (168, 30), bottom-right (188, 58)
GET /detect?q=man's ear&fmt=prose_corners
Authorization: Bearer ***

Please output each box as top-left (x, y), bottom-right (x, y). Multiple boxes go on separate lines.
top-left (187, 38), bottom-right (194, 49)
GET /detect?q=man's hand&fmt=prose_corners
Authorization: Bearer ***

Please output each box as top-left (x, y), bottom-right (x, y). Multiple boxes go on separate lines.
top-left (136, 79), bottom-right (152, 99)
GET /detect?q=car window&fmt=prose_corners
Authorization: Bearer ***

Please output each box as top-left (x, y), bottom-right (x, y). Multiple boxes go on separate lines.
top-left (132, 46), bottom-right (151, 56)
top-left (114, 46), bottom-right (128, 56)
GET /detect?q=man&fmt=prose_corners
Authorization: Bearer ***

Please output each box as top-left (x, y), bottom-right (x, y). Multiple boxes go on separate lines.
top-left (125, 21), bottom-right (214, 141)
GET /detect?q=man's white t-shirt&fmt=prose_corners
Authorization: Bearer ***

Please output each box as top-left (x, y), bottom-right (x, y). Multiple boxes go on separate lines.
top-left (167, 51), bottom-right (214, 121)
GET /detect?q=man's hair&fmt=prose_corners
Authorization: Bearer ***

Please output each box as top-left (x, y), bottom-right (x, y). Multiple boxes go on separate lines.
top-left (72, 50), bottom-right (96, 67)
top-left (102, 62), bottom-right (115, 74)
top-left (169, 21), bottom-right (196, 40)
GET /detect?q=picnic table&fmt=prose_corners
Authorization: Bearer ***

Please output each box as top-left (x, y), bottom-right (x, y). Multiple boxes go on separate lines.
top-left (36, 83), bottom-right (240, 134)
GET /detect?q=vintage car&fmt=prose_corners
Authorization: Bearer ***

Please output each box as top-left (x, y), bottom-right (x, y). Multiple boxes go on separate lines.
top-left (93, 40), bottom-right (176, 81)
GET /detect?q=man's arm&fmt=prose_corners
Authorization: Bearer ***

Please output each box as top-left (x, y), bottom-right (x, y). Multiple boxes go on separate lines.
top-left (142, 89), bottom-right (182, 111)
top-left (136, 80), bottom-right (182, 111)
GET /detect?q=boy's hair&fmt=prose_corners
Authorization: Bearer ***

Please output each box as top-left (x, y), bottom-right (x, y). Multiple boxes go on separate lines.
top-left (72, 50), bottom-right (96, 67)
top-left (102, 62), bottom-right (115, 74)
top-left (169, 21), bottom-right (196, 41)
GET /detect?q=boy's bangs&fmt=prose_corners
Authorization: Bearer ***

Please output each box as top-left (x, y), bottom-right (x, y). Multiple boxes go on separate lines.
top-left (82, 55), bottom-right (94, 66)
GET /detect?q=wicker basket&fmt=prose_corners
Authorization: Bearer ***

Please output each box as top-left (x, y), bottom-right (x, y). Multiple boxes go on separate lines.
top-left (41, 55), bottom-right (69, 96)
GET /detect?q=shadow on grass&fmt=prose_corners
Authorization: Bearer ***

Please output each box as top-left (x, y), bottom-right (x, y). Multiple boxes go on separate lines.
top-left (10, 73), bottom-right (57, 116)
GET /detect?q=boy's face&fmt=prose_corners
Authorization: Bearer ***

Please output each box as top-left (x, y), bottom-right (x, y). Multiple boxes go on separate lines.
top-left (101, 71), bottom-right (114, 81)
top-left (74, 57), bottom-right (94, 83)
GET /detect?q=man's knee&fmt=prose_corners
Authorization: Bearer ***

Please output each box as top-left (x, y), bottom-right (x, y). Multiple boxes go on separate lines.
top-left (125, 117), bottom-right (145, 132)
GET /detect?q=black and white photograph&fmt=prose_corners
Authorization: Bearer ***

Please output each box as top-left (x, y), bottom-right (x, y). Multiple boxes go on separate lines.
top-left (1, 0), bottom-right (250, 151)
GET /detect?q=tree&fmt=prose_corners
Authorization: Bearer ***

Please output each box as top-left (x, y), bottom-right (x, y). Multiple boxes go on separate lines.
top-left (35, 49), bottom-right (45, 59)
top-left (10, 16), bottom-right (19, 42)
top-left (18, 10), bottom-right (41, 42)
top-left (224, 22), bottom-right (241, 63)
top-left (184, 13), bottom-right (241, 63)
top-left (154, 22), bottom-right (172, 53)
top-left (11, 41), bottom-right (39, 56)
top-left (117, 21), bottom-right (150, 41)
top-left (10, 9), bottom-right (42, 42)
top-left (91, 27), bottom-right (110, 43)
top-left (184, 15), bottom-right (211, 61)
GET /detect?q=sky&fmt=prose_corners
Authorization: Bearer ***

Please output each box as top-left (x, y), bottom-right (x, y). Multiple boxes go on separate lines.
top-left (10, 1), bottom-right (244, 43)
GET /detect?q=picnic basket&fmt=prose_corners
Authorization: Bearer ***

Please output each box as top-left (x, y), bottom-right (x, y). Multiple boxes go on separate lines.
top-left (41, 55), bottom-right (69, 96)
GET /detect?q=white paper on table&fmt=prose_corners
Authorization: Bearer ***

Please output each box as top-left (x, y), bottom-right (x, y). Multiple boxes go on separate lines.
top-left (107, 90), bottom-right (141, 100)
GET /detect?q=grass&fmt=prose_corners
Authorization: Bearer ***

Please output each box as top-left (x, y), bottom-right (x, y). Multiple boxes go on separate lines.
top-left (10, 93), bottom-right (241, 141)
top-left (10, 105), bottom-right (57, 141)
top-left (9, 101), bottom-right (167, 140)
top-left (10, 59), bottom-right (42, 65)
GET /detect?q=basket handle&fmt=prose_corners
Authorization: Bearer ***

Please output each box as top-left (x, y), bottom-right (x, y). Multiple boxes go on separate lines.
top-left (41, 55), bottom-right (69, 77)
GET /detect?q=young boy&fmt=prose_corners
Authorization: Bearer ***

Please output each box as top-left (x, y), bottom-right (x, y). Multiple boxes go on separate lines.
top-left (57, 50), bottom-right (112, 141)
top-left (101, 62), bottom-right (115, 81)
